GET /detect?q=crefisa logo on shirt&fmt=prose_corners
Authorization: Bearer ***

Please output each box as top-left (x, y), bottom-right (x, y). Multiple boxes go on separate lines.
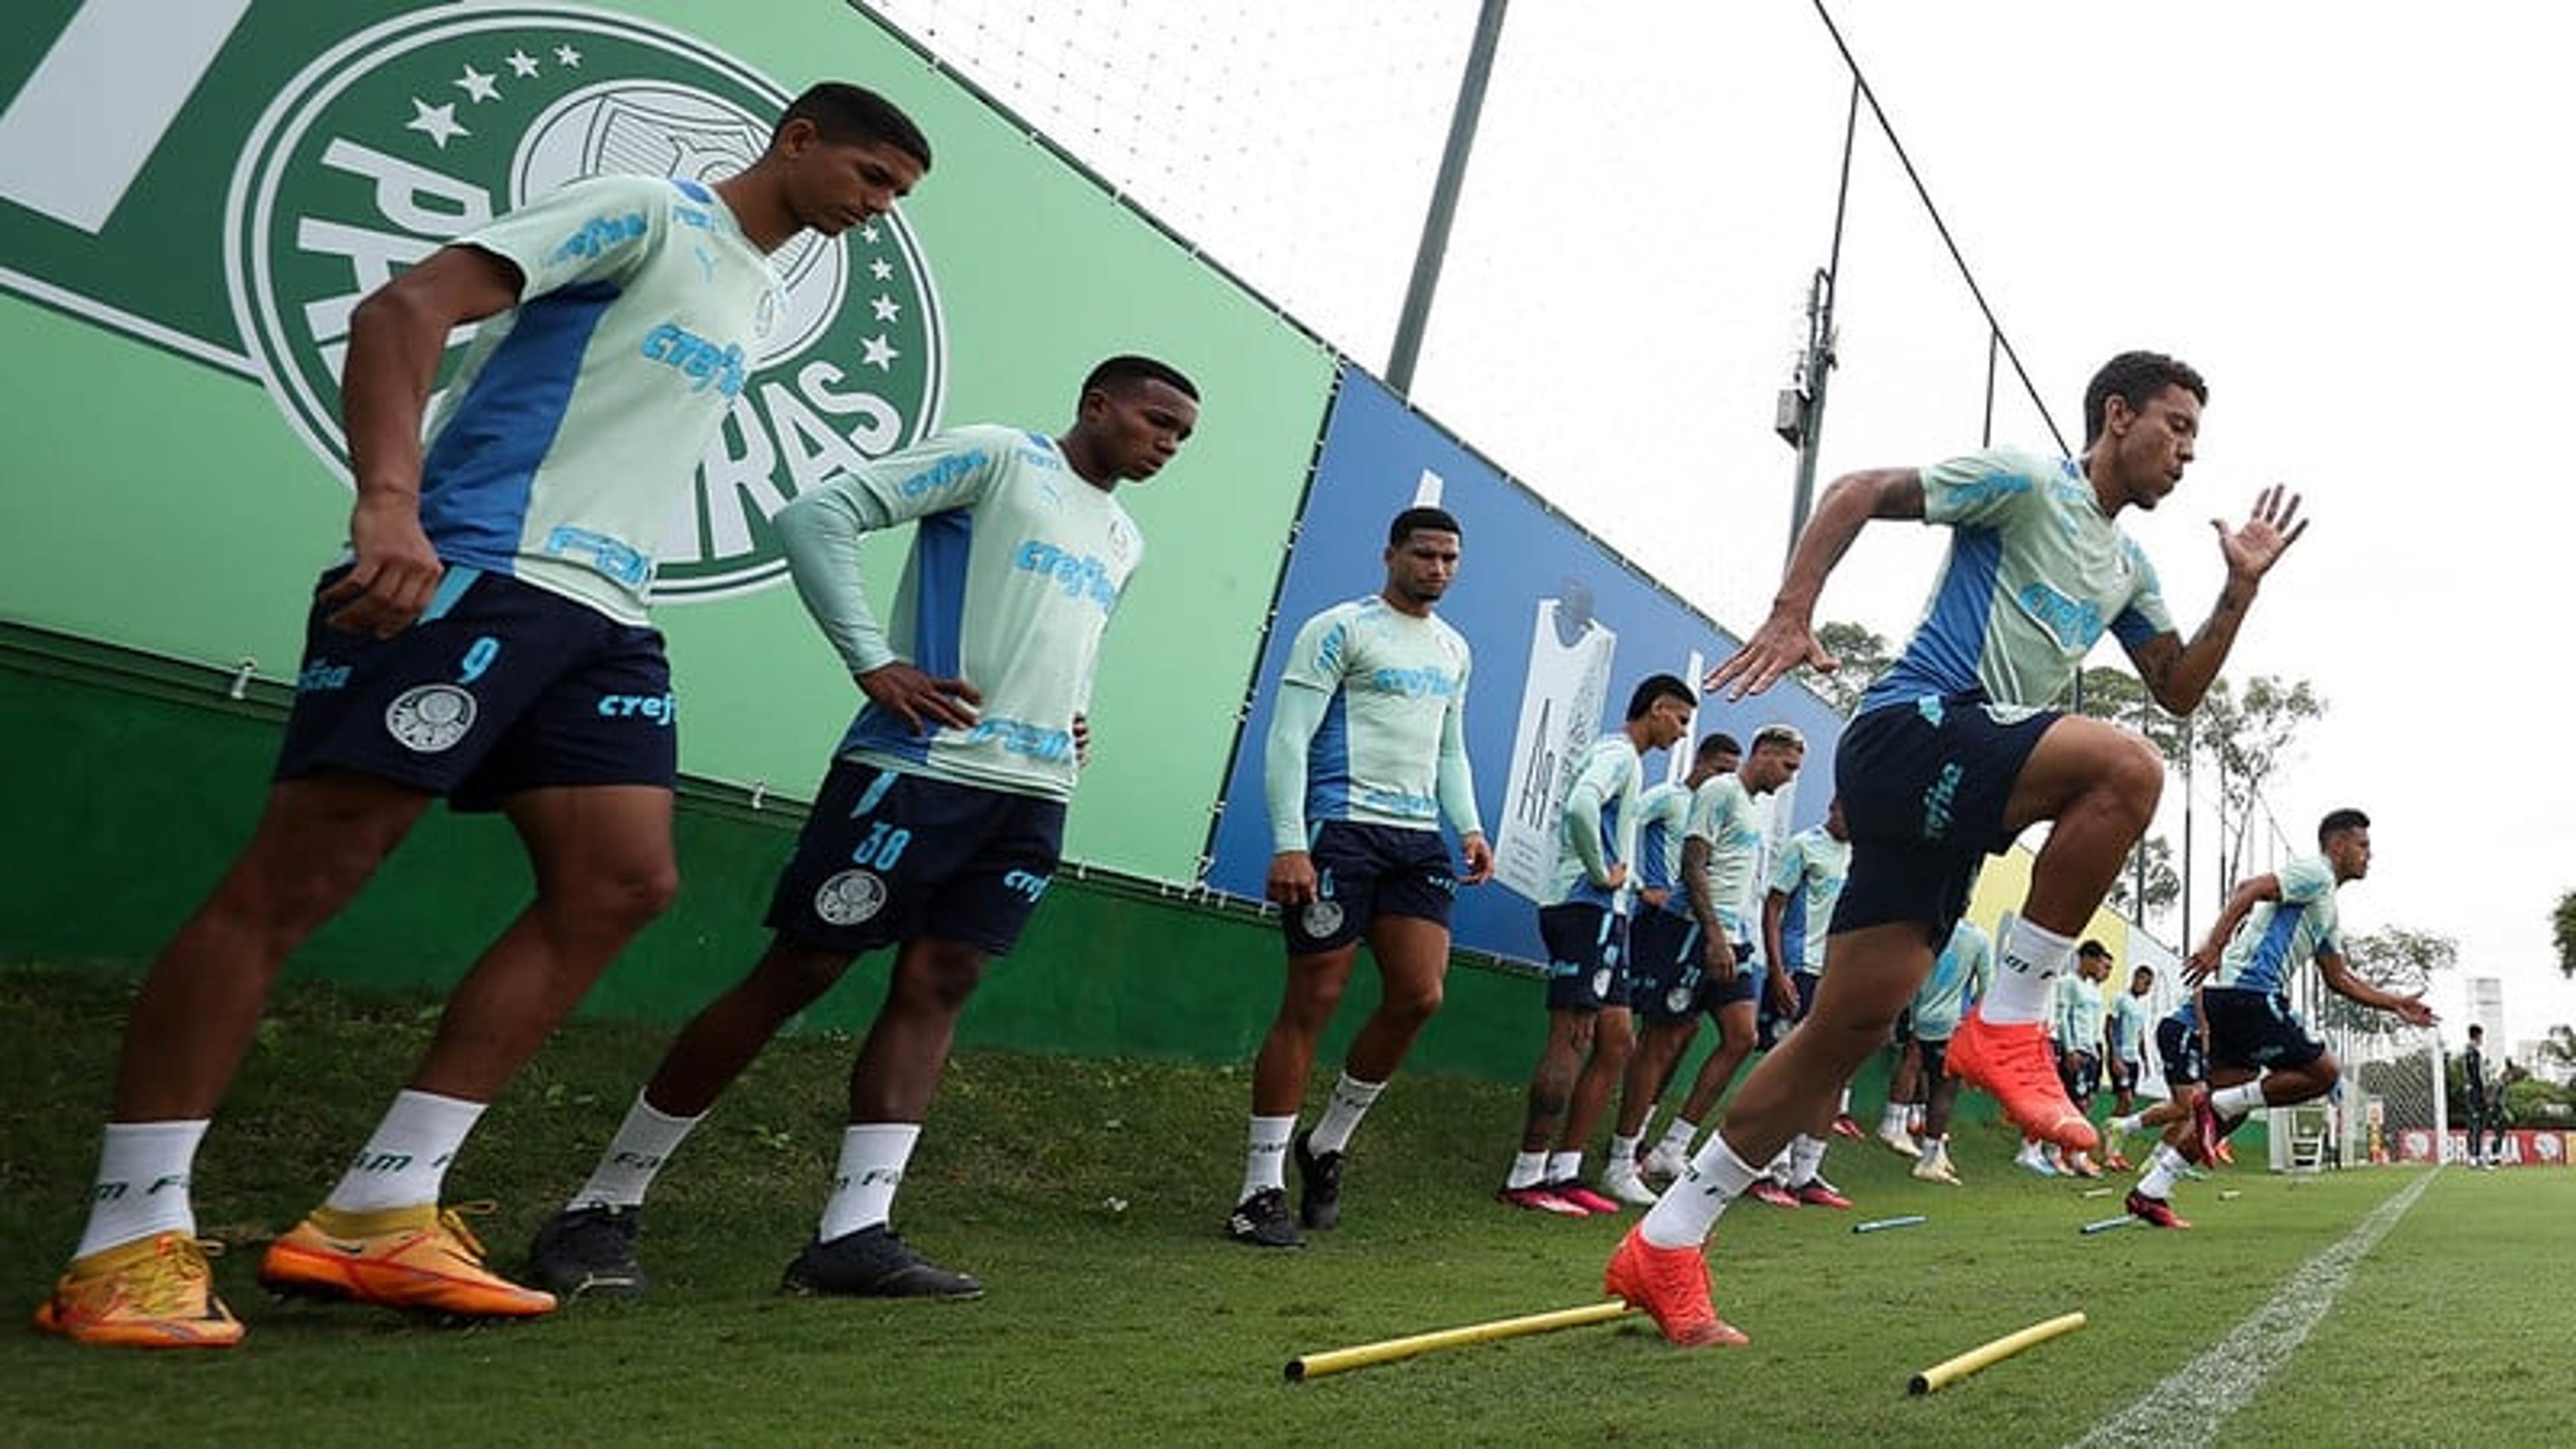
top-left (223, 3), bottom-right (947, 601)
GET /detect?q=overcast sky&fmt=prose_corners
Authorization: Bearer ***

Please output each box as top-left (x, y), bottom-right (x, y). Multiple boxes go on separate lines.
top-left (864, 1), bottom-right (2576, 1050)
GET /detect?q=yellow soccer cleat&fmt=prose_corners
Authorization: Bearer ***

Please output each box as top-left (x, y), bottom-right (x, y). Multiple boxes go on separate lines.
top-left (36, 1232), bottom-right (246, 1348)
top-left (259, 1202), bottom-right (555, 1320)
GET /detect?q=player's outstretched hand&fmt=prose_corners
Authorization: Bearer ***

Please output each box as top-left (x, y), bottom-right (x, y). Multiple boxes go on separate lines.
top-left (857, 661), bottom-right (981, 735)
top-left (1704, 608), bottom-right (1832, 701)
top-left (323, 499), bottom-right (443, 638)
top-left (2214, 484), bottom-right (2308, 582)
top-left (2182, 945), bottom-right (2221, 986)
top-left (1458, 832), bottom-right (1494, 886)
top-left (2394, 996), bottom-right (2438, 1028)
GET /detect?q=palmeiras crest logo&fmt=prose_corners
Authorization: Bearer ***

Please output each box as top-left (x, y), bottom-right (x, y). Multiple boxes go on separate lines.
top-left (223, 4), bottom-right (945, 600)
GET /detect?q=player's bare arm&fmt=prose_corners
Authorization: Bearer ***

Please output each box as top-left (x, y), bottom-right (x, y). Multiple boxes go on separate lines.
top-left (2127, 486), bottom-right (2307, 712)
top-left (1705, 467), bottom-right (1925, 700)
top-left (2317, 951), bottom-right (2436, 1027)
top-left (327, 245), bottom-right (522, 637)
top-left (2183, 873), bottom-right (2279, 984)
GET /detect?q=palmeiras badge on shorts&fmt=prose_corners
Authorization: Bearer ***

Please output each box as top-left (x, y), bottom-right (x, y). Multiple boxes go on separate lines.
top-left (814, 869), bottom-right (888, 927)
top-left (225, 3), bottom-right (946, 600)
top-left (1301, 900), bottom-right (1344, 937)
top-left (384, 684), bottom-right (477, 753)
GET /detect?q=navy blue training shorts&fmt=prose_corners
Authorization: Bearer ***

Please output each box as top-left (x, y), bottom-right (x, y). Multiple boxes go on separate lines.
top-left (1283, 820), bottom-right (1458, 955)
top-left (1540, 902), bottom-right (1630, 1012)
top-left (1831, 692), bottom-right (2054, 943)
top-left (276, 564), bottom-right (675, 810)
top-left (767, 757), bottom-right (1065, 957)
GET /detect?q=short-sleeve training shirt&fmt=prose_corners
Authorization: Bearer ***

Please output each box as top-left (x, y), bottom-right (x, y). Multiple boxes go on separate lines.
top-left (2214, 853), bottom-right (2344, 997)
top-left (425, 174), bottom-right (782, 623)
top-left (1685, 773), bottom-right (1762, 938)
top-left (1862, 447), bottom-right (2178, 715)
top-left (1768, 825), bottom-right (1849, 973)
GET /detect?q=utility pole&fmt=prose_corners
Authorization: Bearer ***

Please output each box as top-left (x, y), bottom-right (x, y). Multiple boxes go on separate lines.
top-left (1385, 0), bottom-right (1509, 396)
top-left (1777, 78), bottom-right (1862, 564)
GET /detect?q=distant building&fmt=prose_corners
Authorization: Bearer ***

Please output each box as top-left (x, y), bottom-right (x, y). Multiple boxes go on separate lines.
top-left (2467, 977), bottom-right (2506, 1052)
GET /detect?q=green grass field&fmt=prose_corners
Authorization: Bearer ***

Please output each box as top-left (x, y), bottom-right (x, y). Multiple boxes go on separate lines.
top-left (5, 961), bottom-right (2569, 1447)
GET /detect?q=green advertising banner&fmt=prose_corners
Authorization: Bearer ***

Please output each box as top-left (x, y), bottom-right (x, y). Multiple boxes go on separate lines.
top-left (0, 0), bottom-right (1330, 879)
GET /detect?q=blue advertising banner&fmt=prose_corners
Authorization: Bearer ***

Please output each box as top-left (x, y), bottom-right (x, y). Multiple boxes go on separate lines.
top-left (1207, 366), bottom-right (1848, 967)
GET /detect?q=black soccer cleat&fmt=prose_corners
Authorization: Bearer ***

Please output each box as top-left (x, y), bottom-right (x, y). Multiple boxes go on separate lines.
top-left (780, 1225), bottom-right (984, 1299)
top-left (1225, 1186), bottom-right (1305, 1248)
top-left (526, 1204), bottom-right (649, 1301)
top-left (1292, 1130), bottom-right (1344, 1231)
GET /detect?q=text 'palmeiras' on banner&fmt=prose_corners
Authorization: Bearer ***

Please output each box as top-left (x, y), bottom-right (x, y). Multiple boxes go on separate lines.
top-left (0, 2), bottom-right (945, 603)
top-left (1206, 366), bottom-right (1847, 969)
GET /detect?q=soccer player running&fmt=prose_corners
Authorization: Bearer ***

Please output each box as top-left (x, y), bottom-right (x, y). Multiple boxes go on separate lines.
top-left (1905, 916), bottom-right (1994, 1185)
top-left (1606, 350), bottom-right (2307, 1345)
top-left (525, 356), bottom-right (1201, 1299)
top-left (2127, 808), bottom-right (2434, 1226)
top-left (1601, 733), bottom-right (1737, 1206)
top-left (34, 85), bottom-right (932, 1348)
top-left (1499, 675), bottom-right (1697, 1215)
top-left (1228, 508), bottom-right (1493, 1248)
top-left (1634, 727), bottom-right (1807, 1195)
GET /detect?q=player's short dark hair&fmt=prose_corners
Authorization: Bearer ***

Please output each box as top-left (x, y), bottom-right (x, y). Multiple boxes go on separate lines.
top-left (2078, 939), bottom-right (2113, 960)
top-left (1695, 732), bottom-right (1742, 763)
top-left (2082, 350), bottom-right (2206, 445)
top-left (2469, 1024), bottom-right (2483, 1039)
top-left (777, 83), bottom-right (932, 171)
top-left (1082, 354), bottom-right (1197, 402)
top-left (1750, 723), bottom-right (1805, 754)
top-left (1388, 506), bottom-right (1461, 547)
top-left (2318, 808), bottom-right (2370, 846)
top-left (1627, 674), bottom-right (1696, 720)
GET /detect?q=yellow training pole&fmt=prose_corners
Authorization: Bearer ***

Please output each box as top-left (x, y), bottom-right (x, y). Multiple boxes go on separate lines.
top-left (1287, 1300), bottom-right (1636, 1381)
top-left (1907, 1311), bottom-right (2087, 1395)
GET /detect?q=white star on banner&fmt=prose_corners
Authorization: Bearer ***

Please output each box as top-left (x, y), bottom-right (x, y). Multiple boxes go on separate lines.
top-left (871, 294), bottom-right (901, 322)
top-left (455, 65), bottom-right (500, 103)
top-left (406, 99), bottom-right (469, 149)
top-left (555, 44), bottom-right (583, 67)
top-left (869, 258), bottom-right (893, 281)
top-left (504, 49), bottom-right (540, 78)
top-left (860, 224), bottom-right (880, 244)
top-left (861, 335), bottom-right (900, 370)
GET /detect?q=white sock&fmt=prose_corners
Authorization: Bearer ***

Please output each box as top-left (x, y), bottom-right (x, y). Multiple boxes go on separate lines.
top-left (1609, 1131), bottom-right (1642, 1167)
top-left (1656, 1118), bottom-right (1699, 1159)
top-left (1983, 917), bottom-right (2076, 1024)
top-left (74, 1120), bottom-right (209, 1258)
top-left (1880, 1102), bottom-right (1908, 1133)
top-left (1788, 1134), bottom-right (1825, 1187)
top-left (2016, 1136), bottom-right (2043, 1162)
top-left (2139, 1142), bottom-right (2188, 1198)
top-left (1547, 1150), bottom-right (1583, 1183)
top-left (569, 1091), bottom-right (704, 1210)
top-left (1505, 1150), bottom-right (1549, 1189)
top-left (2211, 1079), bottom-right (2267, 1118)
top-left (1836, 1086), bottom-right (1853, 1114)
top-left (325, 1090), bottom-right (484, 1214)
top-left (2109, 1112), bottom-right (2142, 1136)
top-left (817, 1123), bottom-right (921, 1240)
top-left (1240, 1114), bottom-right (1294, 1201)
top-left (1640, 1134), bottom-right (1761, 1248)
top-left (1307, 1073), bottom-right (1385, 1155)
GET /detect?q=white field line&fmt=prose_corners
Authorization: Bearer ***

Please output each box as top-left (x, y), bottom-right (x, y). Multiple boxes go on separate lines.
top-left (2070, 1169), bottom-right (2438, 1449)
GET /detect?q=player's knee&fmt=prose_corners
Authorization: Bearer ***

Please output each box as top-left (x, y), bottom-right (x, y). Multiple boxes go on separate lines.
top-left (1383, 977), bottom-right (1443, 1026)
top-left (583, 859), bottom-right (680, 932)
top-left (2101, 733), bottom-right (2165, 823)
top-left (901, 944), bottom-right (987, 1012)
